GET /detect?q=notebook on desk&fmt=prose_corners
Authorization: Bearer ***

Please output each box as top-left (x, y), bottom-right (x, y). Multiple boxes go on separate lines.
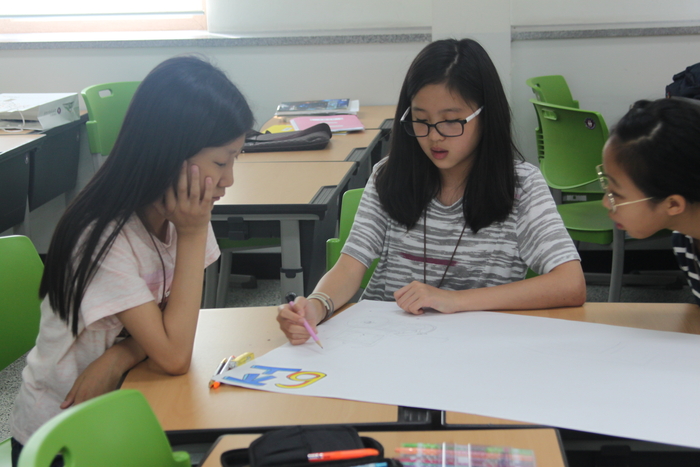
top-left (291, 114), bottom-right (365, 133)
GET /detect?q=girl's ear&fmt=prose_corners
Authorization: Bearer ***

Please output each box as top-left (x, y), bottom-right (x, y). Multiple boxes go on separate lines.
top-left (665, 194), bottom-right (687, 217)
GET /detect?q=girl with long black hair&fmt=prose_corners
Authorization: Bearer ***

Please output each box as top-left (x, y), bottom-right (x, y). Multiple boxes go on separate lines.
top-left (11, 55), bottom-right (253, 462)
top-left (278, 39), bottom-right (585, 344)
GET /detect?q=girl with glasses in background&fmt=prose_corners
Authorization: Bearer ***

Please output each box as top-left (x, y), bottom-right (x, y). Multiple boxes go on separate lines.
top-left (599, 98), bottom-right (700, 305)
top-left (278, 38), bottom-right (585, 345)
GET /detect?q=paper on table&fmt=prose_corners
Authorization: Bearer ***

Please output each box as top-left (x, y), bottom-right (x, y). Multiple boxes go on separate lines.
top-left (215, 300), bottom-right (700, 449)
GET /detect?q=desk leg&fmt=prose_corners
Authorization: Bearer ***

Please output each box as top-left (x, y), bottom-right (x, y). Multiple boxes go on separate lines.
top-left (279, 220), bottom-right (305, 302)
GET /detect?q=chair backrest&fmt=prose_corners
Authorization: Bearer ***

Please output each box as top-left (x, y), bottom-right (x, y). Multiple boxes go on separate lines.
top-left (0, 235), bottom-right (43, 371)
top-left (525, 75), bottom-right (579, 108)
top-left (531, 100), bottom-right (609, 190)
top-left (81, 81), bottom-right (140, 156)
top-left (18, 390), bottom-right (191, 467)
top-left (526, 75), bottom-right (580, 163)
top-left (326, 188), bottom-right (377, 289)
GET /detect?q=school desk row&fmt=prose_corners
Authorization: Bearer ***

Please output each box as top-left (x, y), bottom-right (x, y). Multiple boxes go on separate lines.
top-left (208, 105), bottom-right (396, 303)
top-left (0, 106), bottom-right (396, 301)
top-left (0, 116), bottom-right (84, 235)
top-left (120, 300), bottom-right (700, 465)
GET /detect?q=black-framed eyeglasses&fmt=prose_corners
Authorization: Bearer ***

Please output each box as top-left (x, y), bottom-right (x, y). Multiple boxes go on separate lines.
top-left (400, 106), bottom-right (483, 137)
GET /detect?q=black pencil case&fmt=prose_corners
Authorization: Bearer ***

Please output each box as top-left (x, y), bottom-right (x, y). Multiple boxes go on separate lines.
top-left (220, 425), bottom-right (402, 467)
top-left (242, 123), bottom-right (332, 153)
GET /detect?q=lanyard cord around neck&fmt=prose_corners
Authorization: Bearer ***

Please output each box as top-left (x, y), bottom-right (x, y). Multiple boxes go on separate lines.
top-left (423, 209), bottom-right (468, 289)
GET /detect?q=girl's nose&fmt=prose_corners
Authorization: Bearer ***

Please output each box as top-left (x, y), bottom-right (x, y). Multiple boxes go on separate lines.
top-left (220, 166), bottom-right (234, 188)
top-left (427, 126), bottom-right (444, 141)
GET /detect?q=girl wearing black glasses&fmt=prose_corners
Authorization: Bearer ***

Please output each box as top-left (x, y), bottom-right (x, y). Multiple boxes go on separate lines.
top-left (279, 39), bottom-right (585, 344)
top-left (599, 98), bottom-right (700, 305)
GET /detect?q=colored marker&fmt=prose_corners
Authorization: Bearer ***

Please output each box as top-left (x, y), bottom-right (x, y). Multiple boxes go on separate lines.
top-left (208, 356), bottom-right (232, 389)
top-left (285, 293), bottom-right (323, 349)
top-left (307, 448), bottom-right (379, 462)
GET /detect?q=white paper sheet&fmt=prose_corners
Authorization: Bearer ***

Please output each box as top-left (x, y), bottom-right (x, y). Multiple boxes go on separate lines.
top-left (215, 301), bottom-right (700, 448)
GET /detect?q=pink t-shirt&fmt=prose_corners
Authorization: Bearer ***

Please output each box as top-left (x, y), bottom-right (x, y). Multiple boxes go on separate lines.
top-left (11, 215), bottom-right (220, 444)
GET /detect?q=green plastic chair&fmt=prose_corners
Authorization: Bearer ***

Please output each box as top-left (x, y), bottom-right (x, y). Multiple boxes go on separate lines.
top-left (0, 235), bottom-right (43, 466)
top-left (526, 76), bottom-right (579, 166)
top-left (17, 389), bottom-right (190, 467)
top-left (81, 81), bottom-right (141, 158)
top-left (326, 188), bottom-right (377, 289)
top-left (530, 100), bottom-right (623, 301)
top-left (0, 235), bottom-right (44, 467)
top-left (0, 235), bottom-right (42, 371)
top-left (525, 75), bottom-right (602, 196)
top-left (531, 100), bottom-right (608, 192)
top-left (525, 75), bottom-right (579, 109)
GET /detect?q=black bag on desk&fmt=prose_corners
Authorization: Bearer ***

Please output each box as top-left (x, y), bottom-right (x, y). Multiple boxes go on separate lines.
top-left (242, 123), bottom-right (332, 153)
top-left (220, 425), bottom-right (402, 467)
top-left (666, 62), bottom-right (700, 99)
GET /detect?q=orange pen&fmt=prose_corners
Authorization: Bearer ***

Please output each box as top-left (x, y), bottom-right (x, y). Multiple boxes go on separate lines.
top-left (307, 448), bottom-right (379, 462)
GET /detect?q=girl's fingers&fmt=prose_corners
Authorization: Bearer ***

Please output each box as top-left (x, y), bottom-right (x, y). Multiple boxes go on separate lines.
top-left (188, 164), bottom-right (201, 201)
top-left (177, 162), bottom-right (189, 199)
top-left (201, 177), bottom-right (214, 204)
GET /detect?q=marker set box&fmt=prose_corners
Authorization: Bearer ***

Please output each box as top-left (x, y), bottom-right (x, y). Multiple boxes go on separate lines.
top-left (395, 443), bottom-right (536, 467)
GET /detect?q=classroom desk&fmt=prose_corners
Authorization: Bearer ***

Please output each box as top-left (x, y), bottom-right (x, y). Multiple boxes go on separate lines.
top-left (0, 134), bottom-right (45, 231)
top-left (0, 115), bottom-right (85, 235)
top-left (261, 105), bottom-right (396, 166)
top-left (200, 428), bottom-right (566, 467)
top-left (263, 105), bottom-right (396, 131)
top-left (211, 161), bottom-right (355, 299)
top-left (444, 301), bottom-right (700, 426)
top-left (239, 130), bottom-right (380, 190)
top-left (121, 306), bottom-right (399, 444)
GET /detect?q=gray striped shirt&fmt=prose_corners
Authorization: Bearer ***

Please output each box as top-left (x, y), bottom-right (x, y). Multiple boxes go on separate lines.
top-left (342, 161), bottom-right (580, 301)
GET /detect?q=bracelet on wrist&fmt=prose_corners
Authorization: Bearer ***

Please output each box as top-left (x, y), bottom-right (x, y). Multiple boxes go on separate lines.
top-left (308, 292), bottom-right (335, 323)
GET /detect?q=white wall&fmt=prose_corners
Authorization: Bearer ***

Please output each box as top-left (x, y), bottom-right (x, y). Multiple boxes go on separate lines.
top-left (511, 35), bottom-right (700, 162)
top-left (207, 0), bottom-right (430, 33)
top-left (0, 42), bottom-right (424, 129)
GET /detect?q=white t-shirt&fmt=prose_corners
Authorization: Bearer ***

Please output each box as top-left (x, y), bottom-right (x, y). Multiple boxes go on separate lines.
top-left (11, 215), bottom-right (220, 444)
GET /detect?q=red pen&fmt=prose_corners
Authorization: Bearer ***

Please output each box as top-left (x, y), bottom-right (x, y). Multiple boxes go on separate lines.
top-left (307, 448), bottom-right (379, 462)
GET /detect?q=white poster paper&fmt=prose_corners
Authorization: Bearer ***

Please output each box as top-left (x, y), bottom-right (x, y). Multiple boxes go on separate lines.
top-left (215, 301), bottom-right (700, 448)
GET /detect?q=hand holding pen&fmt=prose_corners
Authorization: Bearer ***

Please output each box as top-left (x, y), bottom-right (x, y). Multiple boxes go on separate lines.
top-left (278, 293), bottom-right (324, 348)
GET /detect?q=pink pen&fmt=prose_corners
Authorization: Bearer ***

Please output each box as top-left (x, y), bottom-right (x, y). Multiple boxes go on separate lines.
top-left (286, 293), bottom-right (323, 349)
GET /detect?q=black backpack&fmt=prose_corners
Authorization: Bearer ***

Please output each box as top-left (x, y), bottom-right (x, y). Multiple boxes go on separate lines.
top-left (666, 62), bottom-right (700, 99)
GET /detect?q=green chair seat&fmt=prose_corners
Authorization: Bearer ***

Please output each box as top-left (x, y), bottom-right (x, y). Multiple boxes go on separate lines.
top-left (17, 390), bottom-right (190, 467)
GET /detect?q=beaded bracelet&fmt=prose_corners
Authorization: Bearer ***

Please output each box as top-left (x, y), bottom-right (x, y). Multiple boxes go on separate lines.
top-left (308, 292), bottom-right (335, 323)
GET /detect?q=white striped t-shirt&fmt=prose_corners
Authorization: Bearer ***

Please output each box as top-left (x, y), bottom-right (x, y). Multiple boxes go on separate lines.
top-left (342, 161), bottom-right (580, 301)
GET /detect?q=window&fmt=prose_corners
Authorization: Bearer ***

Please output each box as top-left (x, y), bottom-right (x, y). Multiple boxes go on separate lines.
top-left (0, 0), bottom-right (206, 34)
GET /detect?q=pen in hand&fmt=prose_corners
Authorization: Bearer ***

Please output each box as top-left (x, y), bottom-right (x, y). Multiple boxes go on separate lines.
top-left (285, 292), bottom-right (323, 349)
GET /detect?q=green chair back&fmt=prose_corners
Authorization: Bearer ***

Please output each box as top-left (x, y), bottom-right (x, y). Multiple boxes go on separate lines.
top-left (81, 81), bottom-right (140, 156)
top-left (531, 100), bottom-right (608, 191)
top-left (17, 390), bottom-right (191, 467)
top-left (526, 75), bottom-right (579, 165)
top-left (326, 188), bottom-right (377, 289)
top-left (525, 75), bottom-right (579, 108)
top-left (0, 235), bottom-right (42, 371)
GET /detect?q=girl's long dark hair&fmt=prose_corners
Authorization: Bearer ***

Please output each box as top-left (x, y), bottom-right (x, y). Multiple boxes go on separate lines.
top-left (40, 55), bottom-right (254, 336)
top-left (376, 38), bottom-right (521, 233)
top-left (608, 98), bottom-right (700, 204)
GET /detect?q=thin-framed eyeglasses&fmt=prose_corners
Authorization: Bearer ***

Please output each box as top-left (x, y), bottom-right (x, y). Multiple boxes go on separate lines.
top-left (400, 106), bottom-right (483, 137)
top-left (596, 164), bottom-right (652, 213)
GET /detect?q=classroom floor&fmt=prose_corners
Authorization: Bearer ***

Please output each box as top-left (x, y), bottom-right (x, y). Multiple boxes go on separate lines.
top-left (1, 279), bottom-right (695, 459)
